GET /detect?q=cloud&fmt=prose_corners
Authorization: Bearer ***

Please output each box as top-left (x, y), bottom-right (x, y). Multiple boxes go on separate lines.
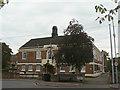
top-left (0, 0), bottom-right (118, 54)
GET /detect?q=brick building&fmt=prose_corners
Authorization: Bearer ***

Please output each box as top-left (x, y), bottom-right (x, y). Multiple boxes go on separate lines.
top-left (17, 26), bottom-right (106, 77)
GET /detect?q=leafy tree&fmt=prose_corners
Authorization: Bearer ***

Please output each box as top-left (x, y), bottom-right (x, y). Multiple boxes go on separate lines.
top-left (55, 19), bottom-right (94, 73)
top-left (0, 0), bottom-right (9, 9)
top-left (107, 57), bottom-right (120, 73)
top-left (95, 1), bottom-right (120, 24)
top-left (118, 57), bottom-right (120, 71)
top-left (2, 43), bottom-right (12, 71)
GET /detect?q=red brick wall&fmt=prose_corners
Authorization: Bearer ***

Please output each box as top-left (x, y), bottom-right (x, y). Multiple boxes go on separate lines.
top-left (18, 49), bottom-right (95, 74)
top-left (18, 52), bottom-right (41, 63)
top-left (17, 64), bottom-right (43, 73)
top-left (56, 65), bottom-right (79, 74)
top-left (85, 64), bottom-right (93, 74)
top-left (18, 50), bottom-right (58, 63)
top-left (41, 51), bottom-right (47, 59)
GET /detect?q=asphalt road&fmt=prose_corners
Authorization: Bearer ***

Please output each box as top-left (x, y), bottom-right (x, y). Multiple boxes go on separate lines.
top-left (2, 80), bottom-right (38, 88)
top-left (1, 72), bottom-right (119, 89)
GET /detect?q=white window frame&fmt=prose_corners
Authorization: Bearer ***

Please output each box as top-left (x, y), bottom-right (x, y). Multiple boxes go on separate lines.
top-left (60, 65), bottom-right (65, 72)
top-left (21, 64), bottom-right (25, 71)
top-left (69, 65), bottom-right (75, 72)
top-left (36, 49), bottom-right (41, 59)
top-left (22, 52), bottom-right (27, 60)
top-left (47, 48), bottom-right (54, 59)
top-left (28, 64), bottom-right (32, 71)
top-left (36, 64), bottom-right (40, 71)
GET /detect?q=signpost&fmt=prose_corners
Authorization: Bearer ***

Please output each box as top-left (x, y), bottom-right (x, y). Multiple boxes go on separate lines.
top-left (114, 62), bottom-right (118, 67)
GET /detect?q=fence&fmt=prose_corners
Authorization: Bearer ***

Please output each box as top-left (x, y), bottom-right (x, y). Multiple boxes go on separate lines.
top-left (2, 72), bottom-right (20, 79)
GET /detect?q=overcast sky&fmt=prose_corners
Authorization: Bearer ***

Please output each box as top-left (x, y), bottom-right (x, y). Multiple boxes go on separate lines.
top-left (0, 0), bottom-right (119, 57)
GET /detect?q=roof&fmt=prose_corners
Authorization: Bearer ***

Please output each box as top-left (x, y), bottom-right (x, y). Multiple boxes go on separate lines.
top-left (20, 36), bottom-right (64, 49)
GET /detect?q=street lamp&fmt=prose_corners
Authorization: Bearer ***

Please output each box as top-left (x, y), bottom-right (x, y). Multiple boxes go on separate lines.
top-left (109, 24), bottom-right (115, 84)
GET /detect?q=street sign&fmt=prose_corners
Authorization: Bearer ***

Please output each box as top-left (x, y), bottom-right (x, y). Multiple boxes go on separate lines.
top-left (114, 62), bottom-right (118, 67)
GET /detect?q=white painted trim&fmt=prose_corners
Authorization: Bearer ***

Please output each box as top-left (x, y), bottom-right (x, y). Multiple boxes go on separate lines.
top-left (17, 63), bottom-right (42, 65)
top-left (69, 65), bottom-right (75, 72)
top-left (85, 72), bottom-right (102, 77)
top-left (36, 70), bottom-right (40, 72)
top-left (19, 45), bottom-right (58, 52)
top-left (19, 72), bottom-right (24, 74)
top-left (60, 66), bottom-right (65, 72)
top-left (69, 71), bottom-right (75, 72)
top-left (21, 69), bottom-right (25, 71)
top-left (60, 70), bottom-right (65, 72)
top-left (89, 62), bottom-right (103, 66)
top-left (28, 70), bottom-right (32, 71)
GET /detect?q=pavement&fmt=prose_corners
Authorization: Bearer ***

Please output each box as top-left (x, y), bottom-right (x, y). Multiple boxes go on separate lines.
top-left (3, 79), bottom-right (81, 87)
top-left (4, 78), bottom-right (119, 88)
top-left (109, 84), bottom-right (120, 89)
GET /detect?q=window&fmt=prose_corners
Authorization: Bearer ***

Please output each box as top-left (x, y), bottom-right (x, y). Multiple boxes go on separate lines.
top-left (22, 52), bottom-right (27, 60)
top-left (36, 64), bottom-right (40, 71)
top-left (28, 64), bottom-right (32, 71)
top-left (69, 65), bottom-right (75, 72)
top-left (60, 65), bottom-right (65, 72)
top-left (21, 64), bottom-right (25, 71)
top-left (100, 55), bottom-right (102, 61)
top-left (36, 49), bottom-right (41, 59)
top-left (47, 47), bottom-right (54, 59)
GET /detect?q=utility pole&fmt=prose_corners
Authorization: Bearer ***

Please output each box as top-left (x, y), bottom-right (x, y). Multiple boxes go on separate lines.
top-left (0, 43), bottom-right (1, 89)
top-left (112, 20), bottom-right (118, 84)
top-left (109, 24), bottom-right (115, 84)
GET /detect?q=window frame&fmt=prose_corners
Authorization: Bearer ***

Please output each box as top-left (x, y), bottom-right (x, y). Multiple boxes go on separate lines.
top-left (28, 64), bottom-right (33, 71)
top-left (21, 64), bottom-right (25, 71)
top-left (69, 65), bottom-right (75, 72)
top-left (47, 47), bottom-right (54, 59)
top-left (36, 64), bottom-right (40, 71)
top-left (22, 52), bottom-right (27, 60)
top-left (36, 49), bottom-right (41, 59)
top-left (60, 65), bottom-right (65, 72)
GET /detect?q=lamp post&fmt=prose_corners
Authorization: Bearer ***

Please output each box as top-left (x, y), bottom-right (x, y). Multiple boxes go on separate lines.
top-left (109, 24), bottom-right (115, 84)
top-left (112, 20), bottom-right (118, 84)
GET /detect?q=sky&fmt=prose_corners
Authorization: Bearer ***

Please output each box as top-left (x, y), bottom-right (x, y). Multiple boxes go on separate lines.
top-left (0, 0), bottom-right (119, 57)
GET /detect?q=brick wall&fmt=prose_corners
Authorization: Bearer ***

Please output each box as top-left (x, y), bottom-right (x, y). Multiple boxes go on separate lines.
top-left (18, 52), bottom-right (41, 63)
top-left (86, 64), bottom-right (93, 74)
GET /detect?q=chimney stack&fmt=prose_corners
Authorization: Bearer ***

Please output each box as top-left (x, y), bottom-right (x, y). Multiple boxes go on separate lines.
top-left (52, 26), bottom-right (58, 38)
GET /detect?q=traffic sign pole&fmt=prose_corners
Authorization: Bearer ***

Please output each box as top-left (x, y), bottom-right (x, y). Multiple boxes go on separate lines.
top-left (109, 24), bottom-right (115, 84)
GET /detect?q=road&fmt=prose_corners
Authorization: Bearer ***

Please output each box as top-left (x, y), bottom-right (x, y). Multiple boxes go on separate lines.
top-left (2, 80), bottom-right (50, 88)
top-left (2, 72), bottom-right (119, 89)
